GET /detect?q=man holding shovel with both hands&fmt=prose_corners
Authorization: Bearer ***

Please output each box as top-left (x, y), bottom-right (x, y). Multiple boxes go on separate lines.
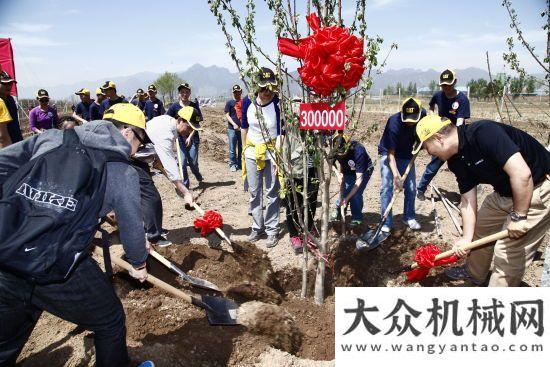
top-left (413, 115), bottom-right (550, 286)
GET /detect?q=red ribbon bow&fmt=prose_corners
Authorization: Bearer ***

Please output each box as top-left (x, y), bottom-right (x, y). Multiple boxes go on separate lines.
top-left (194, 210), bottom-right (223, 237)
top-left (277, 13), bottom-right (365, 96)
top-left (405, 244), bottom-right (459, 282)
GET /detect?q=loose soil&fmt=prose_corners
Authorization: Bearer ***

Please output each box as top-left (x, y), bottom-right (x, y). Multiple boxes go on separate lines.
top-left (17, 104), bottom-right (548, 366)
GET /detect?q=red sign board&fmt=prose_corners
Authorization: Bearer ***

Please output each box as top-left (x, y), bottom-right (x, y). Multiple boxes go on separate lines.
top-left (0, 38), bottom-right (17, 96)
top-left (299, 102), bottom-right (346, 130)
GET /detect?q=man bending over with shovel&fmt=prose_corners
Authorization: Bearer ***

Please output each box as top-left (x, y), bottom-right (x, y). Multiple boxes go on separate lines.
top-left (413, 115), bottom-right (550, 286)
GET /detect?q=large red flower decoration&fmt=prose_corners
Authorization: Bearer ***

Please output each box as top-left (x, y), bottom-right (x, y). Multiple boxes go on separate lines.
top-left (405, 244), bottom-right (459, 282)
top-left (277, 13), bottom-right (365, 96)
top-left (194, 210), bottom-right (224, 237)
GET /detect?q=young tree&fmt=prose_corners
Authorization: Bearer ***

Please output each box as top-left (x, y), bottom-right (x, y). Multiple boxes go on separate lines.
top-left (509, 76), bottom-right (525, 96)
top-left (154, 72), bottom-right (184, 104)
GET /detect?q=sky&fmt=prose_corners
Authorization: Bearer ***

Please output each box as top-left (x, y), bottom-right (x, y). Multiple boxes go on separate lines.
top-left (0, 0), bottom-right (547, 89)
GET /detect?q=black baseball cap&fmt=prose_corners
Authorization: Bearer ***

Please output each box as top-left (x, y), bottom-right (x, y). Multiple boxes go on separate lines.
top-left (401, 98), bottom-right (422, 123)
top-left (36, 89), bottom-right (49, 99)
top-left (232, 84), bottom-right (242, 92)
top-left (136, 88), bottom-right (145, 95)
top-left (147, 84), bottom-right (157, 92)
top-left (439, 69), bottom-right (457, 86)
top-left (0, 71), bottom-right (16, 84)
top-left (177, 82), bottom-right (191, 91)
top-left (258, 67), bottom-right (277, 87)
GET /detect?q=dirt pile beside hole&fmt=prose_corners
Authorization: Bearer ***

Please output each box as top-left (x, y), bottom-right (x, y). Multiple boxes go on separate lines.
top-left (237, 301), bottom-right (302, 354)
top-left (226, 281), bottom-right (282, 304)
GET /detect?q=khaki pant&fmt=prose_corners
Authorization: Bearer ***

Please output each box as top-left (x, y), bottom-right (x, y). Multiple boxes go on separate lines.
top-left (467, 177), bottom-right (550, 287)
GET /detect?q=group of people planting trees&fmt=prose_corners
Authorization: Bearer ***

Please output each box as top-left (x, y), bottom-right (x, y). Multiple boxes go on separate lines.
top-left (0, 59), bottom-right (549, 366)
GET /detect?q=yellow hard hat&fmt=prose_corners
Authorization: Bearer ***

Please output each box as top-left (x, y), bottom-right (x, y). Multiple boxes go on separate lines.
top-left (412, 115), bottom-right (451, 154)
top-left (177, 106), bottom-right (204, 131)
top-left (103, 103), bottom-right (146, 129)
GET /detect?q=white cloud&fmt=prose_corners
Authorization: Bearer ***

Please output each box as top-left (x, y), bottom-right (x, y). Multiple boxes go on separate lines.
top-left (8, 22), bottom-right (53, 33)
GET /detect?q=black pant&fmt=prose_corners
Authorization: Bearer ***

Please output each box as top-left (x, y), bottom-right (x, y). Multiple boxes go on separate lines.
top-left (284, 168), bottom-right (319, 237)
top-left (0, 257), bottom-right (128, 367)
top-left (131, 159), bottom-right (164, 243)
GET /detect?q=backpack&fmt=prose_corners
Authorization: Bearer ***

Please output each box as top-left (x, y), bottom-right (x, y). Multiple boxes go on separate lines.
top-left (0, 129), bottom-right (128, 284)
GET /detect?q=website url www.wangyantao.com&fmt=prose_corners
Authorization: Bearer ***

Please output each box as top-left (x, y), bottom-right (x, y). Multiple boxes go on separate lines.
top-left (340, 343), bottom-right (544, 355)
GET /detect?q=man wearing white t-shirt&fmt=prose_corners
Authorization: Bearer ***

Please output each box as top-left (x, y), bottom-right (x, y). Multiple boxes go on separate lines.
top-left (241, 67), bottom-right (283, 248)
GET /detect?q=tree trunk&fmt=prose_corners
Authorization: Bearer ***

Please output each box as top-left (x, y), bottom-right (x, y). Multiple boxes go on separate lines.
top-left (314, 136), bottom-right (330, 305)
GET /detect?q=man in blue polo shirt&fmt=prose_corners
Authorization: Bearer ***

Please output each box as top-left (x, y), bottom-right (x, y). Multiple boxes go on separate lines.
top-left (417, 69), bottom-right (470, 200)
top-left (0, 71), bottom-right (23, 144)
top-left (89, 88), bottom-right (106, 121)
top-left (144, 84), bottom-right (165, 121)
top-left (131, 88), bottom-right (147, 112)
top-left (73, 88), bottom-right (94, 124)
top-left (331, 134), bottom-right (374, 227)
top-left (224, 84), bottom-right (243, 172)
top-left (166, 82), bottom-right (203, 188)
top-left (99, 81), bottom-right (127, 116)
top-left (378, 98), bottom-right (425, 232)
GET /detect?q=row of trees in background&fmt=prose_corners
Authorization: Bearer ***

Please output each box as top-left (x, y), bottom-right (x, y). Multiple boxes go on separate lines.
top-left (382, 81), bottom-right (417, 96)
top-left (467, 75), bottom-right (538, 100)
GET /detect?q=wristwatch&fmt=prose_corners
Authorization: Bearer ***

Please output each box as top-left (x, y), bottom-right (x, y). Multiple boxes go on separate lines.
top-left (510, 211), bottom-right (527, 222)
top-left (133, 262), bottom-right (147, 271)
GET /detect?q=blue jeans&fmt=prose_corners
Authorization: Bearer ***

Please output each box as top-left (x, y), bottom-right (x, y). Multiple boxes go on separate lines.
top-left (0, 257), bottom-right (128, 367)
top-left (336, 170), bottom-right (373, 221)
top-left (227, 128), bottom-right (242, 169)
top-left (417, 155), bottom-right (444, 193)
top-left (178, 135), bottom-right (203, 188)
top-left (380, 154), bottom-right (416, 228)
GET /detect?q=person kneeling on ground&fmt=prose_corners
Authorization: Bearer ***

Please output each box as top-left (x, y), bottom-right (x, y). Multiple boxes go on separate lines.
top-left (330, 134), bottom-right (374, 228)
top-left (413, 115), bottom-right (550, 286)
top-left (377, 97), bottom-right (425, 233)
top-left (0, 103), bottom-right (154, 366)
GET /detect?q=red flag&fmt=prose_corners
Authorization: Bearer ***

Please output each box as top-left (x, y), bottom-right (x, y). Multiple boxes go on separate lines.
top-left (0, 38), bottom-right (17, 96)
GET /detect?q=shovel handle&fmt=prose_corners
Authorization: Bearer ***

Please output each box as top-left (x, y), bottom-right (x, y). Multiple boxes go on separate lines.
top-left (150, 249), bottom-right (175, 269)
top-left (95, 247), bottom-right (194, 304)
top-left (410, 230), bottom-right (509, 269)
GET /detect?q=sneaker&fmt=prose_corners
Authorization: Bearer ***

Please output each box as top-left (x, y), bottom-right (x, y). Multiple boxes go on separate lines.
top-left (290, 236), bottom-right (303, 254)
top-left (248, 231), bottom-right (265, 243)
top-left (416, 190), bottom-right (426, 201)
top-left (266, 235), bottom-right (279, 248)
top-left (230, 166), bottom-right (237, 172)
top-left (403, 219), bottom-right (421, 231)
top-left (444, 266), bottom-right (483, 286)
top-left (137, 361), bottom-right (155, 367)
top-left (330, 208), bottom-right (342, 222)
top-left (160, 228), bottom-right (169, 237)
top-left (154, 236), bottom-right (172, 248)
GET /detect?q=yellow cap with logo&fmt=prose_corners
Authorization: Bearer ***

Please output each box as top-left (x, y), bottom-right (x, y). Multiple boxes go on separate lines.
top-left (177, 106), bottom-right (204, 131)
top-left (103, 103), bottom-right (146, 129)
top-left (75, 88), bottom-right (90, 96)
top-left (96, 88), bottom-right (105, 96)
top-left (412, 115), bottom-right (451, 154)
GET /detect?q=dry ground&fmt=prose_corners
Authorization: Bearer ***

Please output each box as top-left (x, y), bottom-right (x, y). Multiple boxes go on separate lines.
top-left (17, 102), bottom-right (548, 366)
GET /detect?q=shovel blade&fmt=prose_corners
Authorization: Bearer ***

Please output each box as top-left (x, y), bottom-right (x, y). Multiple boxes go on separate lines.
top-left (169, 263), bottom-right (221, 292)
top-left (201, 295), bottom-right (239, 326)
top-left (356, 229), bottom-right (390, 251)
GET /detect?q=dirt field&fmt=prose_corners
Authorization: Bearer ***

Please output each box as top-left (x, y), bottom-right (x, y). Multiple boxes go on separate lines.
top-left (17, 103), bottom-right (549, 366)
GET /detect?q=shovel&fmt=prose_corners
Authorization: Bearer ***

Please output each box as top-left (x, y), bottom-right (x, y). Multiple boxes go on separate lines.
top-left (356, 154), bottom-right (417, 251)
top-left (150, 249), bottom-right (220, 291)
top-left (97, 247), bottom-right (238, 325)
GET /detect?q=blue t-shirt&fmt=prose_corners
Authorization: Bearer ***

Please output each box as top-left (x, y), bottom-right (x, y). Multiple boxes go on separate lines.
top-left (337, 141), bottom-right (372, 176)
top-left (378, 110), bottom-right (425, 159)
top-left (166, 100), bottom-right (202, 121)
top-left (75, 100), bottom-right (94, 121)
top-left (224, 99), bottom-right (241, 129)
top-left (3, 95), bottom-right (23, 143)
top-left (99, 96), bottom-right (128, 116)
top-left (132, 99), bottom-right (146, 111)
top-left (144, 98), bottom-right (165, 120)
top-left (89, 101), bottom-right (102, 121)
top-left (429, 91), bottom-right (470, 125)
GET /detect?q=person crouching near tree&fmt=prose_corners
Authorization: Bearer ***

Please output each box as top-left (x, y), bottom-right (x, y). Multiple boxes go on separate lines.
top-left (241, 67), bottom-right (283, 249)
top-left (413, 115), bottom-right (549, 286)
top-left (330, 133), bottom-right (374, 229)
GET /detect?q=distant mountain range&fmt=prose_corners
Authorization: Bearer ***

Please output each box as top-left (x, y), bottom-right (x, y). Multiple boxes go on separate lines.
top-left (17, 64), bottom-right (501, 100)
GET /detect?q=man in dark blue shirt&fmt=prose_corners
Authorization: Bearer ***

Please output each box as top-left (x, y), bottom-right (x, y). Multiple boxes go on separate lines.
top-left (73, 88), bottom-right (94, 124)
top-left (89, 88), bottom-right (106, 121)
top-left (144, 84), bottom-right (165, 121)
top-left (165, 82), bottom-right (203, 188)
top-left (99, 81), bottom-right (127, 116)
top-left (224, 84), bottom-right (243, 172)
top-left (414, 116), bottom-right (550, 286)
top-left (331, 134), bottom-right (374, 227)
top-left (377, 98), bottom-right (425, 232)
top-left (417, 69), bottom-right (471, 199)
top-left (131, 88), bottom-right (147, 112)
top-left (0, 71), bottom-right (23, 144)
